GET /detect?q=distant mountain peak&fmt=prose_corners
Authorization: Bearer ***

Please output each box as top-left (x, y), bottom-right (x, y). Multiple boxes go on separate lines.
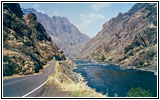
top-left (22, 8), bottom-right (90, 58)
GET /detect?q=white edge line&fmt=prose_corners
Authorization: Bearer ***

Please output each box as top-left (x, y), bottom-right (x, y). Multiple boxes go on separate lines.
top-left (22, 81), bottom-right (47, 97)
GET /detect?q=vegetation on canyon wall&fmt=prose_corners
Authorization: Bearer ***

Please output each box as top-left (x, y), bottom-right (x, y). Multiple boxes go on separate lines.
top-left (3, 3), bottom-right (65, 76)
top-left (80, 3), bottom-right (157, 71)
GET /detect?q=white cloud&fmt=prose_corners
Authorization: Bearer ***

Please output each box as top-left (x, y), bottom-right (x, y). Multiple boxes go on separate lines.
top-left (53, 11), bottom-right (59, 15)
top-left (37, 10), bottom-right (45, 14)
top-left (90, 3), bottom-right (111, 11)
top-left (76, 13), bottom-right (105, 30)
top-left (33, 4), bottom-right (39, 9)
top-left (33, 4), bottom-right (45, 14)
top-left (80, 13), bottom-right (105, 19)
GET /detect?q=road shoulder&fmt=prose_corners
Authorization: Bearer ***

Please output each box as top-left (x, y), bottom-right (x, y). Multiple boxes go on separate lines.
top-left (41, 60), bottom-right (105, 97)
top-left (41, 79), bottom-right (71, 97)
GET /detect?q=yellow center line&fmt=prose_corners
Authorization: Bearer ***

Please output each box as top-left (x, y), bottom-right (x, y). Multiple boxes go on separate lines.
top-left (4, 77), bottom-right (31, 86)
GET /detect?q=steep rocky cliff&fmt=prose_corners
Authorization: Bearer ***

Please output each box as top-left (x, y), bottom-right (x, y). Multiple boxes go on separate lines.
top-left (22, 8), bottom-right (90, 58)
top-left (3, 3), bottom-right (66, 76)
top-left (80, 3), bottom-right (157, 70)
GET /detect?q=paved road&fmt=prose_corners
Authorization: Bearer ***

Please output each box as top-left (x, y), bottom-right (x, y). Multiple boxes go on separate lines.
top-left (3, 61), bottom-right (55, 97)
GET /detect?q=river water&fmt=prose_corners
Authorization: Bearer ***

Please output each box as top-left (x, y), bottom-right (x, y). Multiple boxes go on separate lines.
top-left (73, 60), bottom-right (157, 97)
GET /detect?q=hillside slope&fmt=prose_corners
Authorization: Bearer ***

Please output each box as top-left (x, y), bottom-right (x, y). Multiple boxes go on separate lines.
top-left (3, 3), bottom-right (66, 76)
top-left (80, 3), bottom-right (157, 70)
top-left (22, 8), bottom-right (90, 58)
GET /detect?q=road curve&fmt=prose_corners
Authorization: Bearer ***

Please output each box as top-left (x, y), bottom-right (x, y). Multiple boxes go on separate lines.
top-left (3, 61), bottom-right (55, 97)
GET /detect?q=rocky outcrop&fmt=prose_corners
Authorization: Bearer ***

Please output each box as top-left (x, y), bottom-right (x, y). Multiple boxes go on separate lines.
top-left (22, 8), bottom-right (90, 59)
top-left (80, 3), bottom-right (157, 70)
top-left (3, 3), bottom-right (65, 76)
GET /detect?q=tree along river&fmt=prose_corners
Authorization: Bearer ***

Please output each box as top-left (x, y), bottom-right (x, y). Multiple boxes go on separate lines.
top-left (73, 60), bottom-right (157, 97)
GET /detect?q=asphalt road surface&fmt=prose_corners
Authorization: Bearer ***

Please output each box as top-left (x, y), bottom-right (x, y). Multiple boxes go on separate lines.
top-left (3, 61), bottom-right (55, 97)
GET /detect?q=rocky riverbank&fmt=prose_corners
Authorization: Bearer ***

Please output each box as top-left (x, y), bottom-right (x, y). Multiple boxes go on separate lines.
top-left (80, 3), bottom-right (157, 74)
top-left (119, 64), bottom-right (157, 75)
top-left (43, 58), bottom-right (105, 97)
top-left (90, 60), bottom-right (157, 75)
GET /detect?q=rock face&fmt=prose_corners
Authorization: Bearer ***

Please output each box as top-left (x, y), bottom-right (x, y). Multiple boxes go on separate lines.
top-left (22, 8), bottom-right (90, 59)
top-left (80, 3), bottom-right (157, 70)
top-left (3, 3), bottom-right (66, 76)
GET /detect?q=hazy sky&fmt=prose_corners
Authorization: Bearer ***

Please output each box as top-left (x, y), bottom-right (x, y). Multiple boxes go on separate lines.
top-left (20, 3), bottom-right (135, 38)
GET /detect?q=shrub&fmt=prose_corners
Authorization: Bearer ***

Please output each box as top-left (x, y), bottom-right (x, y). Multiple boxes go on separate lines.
top-left (127, 87), bottom-right (152, 97)
top-left (139, 61), bottom-right (144, 66)
top-left (22, 70), bottom-right (26, 73)
top-left (114, 93), bottom-right (118, 97)
top-left (97, 55), bottom-right (106, 62)
top-left (108, 58), bottom-right (113, 62)
top-left (3, 55), bottom-right (9, 62)
top-left (13, 69), bottom-right (18, 74)
top-left (25, 41), bottom-right (32, 46)
top-left (101, 55), bottom-right (106, 61)
top-left (3, 61), bottom-right (18, 76)
top-left (48, 55), bottom-right (53, 61)
top-left (3, 64), bottom-right (13, 76)
top-left (55, 55), bottom-right (61, 61)
top-left (152, 39), bottom-right (157, 45)
top-left (3, 34), bottom-right (8, 41)
top-left (153, 20), bottom-right (157, 26)
top-left (129, 52), bottom-right (134, 56)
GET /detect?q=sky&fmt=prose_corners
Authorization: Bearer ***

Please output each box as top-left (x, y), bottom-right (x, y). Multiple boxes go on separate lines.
top-left (20, 3), bottom-right (135, 38)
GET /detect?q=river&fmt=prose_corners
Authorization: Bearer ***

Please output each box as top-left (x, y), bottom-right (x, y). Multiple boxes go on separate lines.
top-left (73, 60), bottom-right (157, 97)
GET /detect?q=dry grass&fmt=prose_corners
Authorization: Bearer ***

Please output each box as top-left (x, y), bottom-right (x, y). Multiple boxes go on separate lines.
top-left (3, 74), bottom-right (21, 80)
top-left (3, 60), bottom-right (51, 80)
top-left (47, 61), bottom-right (105, 97)
top-left (54, 79), bottom-right (104, 97)
top-left (3, 49), bottom-right (19, 55)
top-left (43, 63), bottom-right (49, 69)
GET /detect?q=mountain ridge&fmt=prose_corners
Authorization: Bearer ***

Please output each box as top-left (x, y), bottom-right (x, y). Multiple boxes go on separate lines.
top-left (3, 3), bottom-right (66, 76)
top-left (22, 8), bottom-right (90, 58)
top-left (80, 3), bottom-right (157, 70)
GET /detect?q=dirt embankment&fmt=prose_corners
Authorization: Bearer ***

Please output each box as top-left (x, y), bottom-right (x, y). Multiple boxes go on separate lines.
top-left (42, 59), bottom-right (105, 97)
